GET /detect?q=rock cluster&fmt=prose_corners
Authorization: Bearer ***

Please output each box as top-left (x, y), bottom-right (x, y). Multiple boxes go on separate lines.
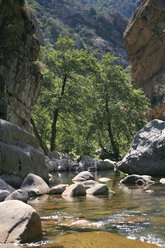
top-left (124, 0), bottom-right (165, 120)
top-left (46, 152), bottom-right (116, 173)
top-left (0, 0), bottom-right (42, 131)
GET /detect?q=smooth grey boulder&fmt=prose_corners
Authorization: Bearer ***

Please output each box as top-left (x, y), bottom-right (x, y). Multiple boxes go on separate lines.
top-left (77, 180), bottom-right (99, 190)
top-left (21, 173), bottom-right (49, 196)
top-left (72, 171), bottom-right (94, 183)
top-left (120, 174), bottom-right (154, 186)
top-left (62, 184), bottom-right (86, 197)
top-left (5, 189), bottom-right (29, 203)
top-left (49, 184), bottom-right (69, 194)
top-left (0, 119), bottom-right (48, 182)
top-left (0, 200), bottom-right (42, 243)
top-left (86, 184), bottom-right (114, 196)
top-left (117, 119), bottom-right (165, 176)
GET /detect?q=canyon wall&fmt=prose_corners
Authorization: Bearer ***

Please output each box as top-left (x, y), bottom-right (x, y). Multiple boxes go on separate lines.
top-left (0, 0), bottom-right (48, 182)
top-left (124, 0), bottom-right (165, 120)
top-left (0, 0), bottom-right (42, 131)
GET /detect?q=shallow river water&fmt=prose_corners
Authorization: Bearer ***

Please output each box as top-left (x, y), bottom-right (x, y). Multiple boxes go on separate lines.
top-left (14, 171), bottom-right (165, 247)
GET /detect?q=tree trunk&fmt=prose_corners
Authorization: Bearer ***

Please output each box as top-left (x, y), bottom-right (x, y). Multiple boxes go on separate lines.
top-left (30, 118), bottom-right (49, 155)
top-left (107, 121), bottom-right (119, 160)
top-left (50, 74), bottom-right (67, 151)
top-left (105, 95), bottom-right (119, 160)
top-left (50, 108), bottom-right (59, 151)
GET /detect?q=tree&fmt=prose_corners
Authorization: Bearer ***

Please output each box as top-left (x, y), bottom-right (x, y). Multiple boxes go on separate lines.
top-left (90, 53), bottom-right (149, 160)
top-left (32, 38), bottom-right (149, 160)
top-left (32, 35), bottom-right (97, 153)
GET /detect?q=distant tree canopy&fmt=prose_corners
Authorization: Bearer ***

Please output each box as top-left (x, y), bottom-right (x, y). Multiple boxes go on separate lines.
top-left (32, 36), bottom-right (149, 160)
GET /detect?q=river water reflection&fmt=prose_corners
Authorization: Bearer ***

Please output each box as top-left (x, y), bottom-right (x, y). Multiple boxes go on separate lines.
top-left (18, 171), bottom-right (165, 247)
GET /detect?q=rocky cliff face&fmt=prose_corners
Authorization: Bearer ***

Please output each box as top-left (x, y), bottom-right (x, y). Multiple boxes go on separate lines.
top-left (27, 0), bottom-right (128, 66)
top-left (124, 0), bottom-right (165, 120)
top-left (0, 0), bottom-right (42, 131)
top-left (0, 0), bottom-right (48, 182)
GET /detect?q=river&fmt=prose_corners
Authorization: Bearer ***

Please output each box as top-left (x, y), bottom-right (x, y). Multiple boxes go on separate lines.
top-left (15, 170), bottom-right (165, 247)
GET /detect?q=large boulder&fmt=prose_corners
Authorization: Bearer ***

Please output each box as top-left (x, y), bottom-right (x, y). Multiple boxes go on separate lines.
top-left (118, 119), bottom-right (165, 176)
top-left (0, 200), bottom-right (42, 243)
top-left (124, 0), bottom-right (165, 120)
top-left (62, 184), bottom-right (86, 197)
top-left (0, 119), bottom-right (48, 182)
top-left (21, 173), bottom-right (49, 196)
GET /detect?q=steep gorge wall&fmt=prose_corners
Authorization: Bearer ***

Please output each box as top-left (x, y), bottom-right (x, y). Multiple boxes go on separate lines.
top-left (0, 0), bottom-right (42, 131)
top-left (0, 0), bottom-right (48, 182)
top-left (124, 0), bottom-right (165, 120)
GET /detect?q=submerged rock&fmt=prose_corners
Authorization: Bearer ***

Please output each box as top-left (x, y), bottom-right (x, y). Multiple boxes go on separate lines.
top-left (118, 119), bottom-right (165, 176)
top-left (120, 174), bottom-right (154, 186)
top-left (21, 173), bottom-right (49, 196)
top-left (52, 231), bottom-right (159, 248)
top-left (98, 177), bottom-right (111, 183)
top-left (0, 200), bottom-right (42, 243)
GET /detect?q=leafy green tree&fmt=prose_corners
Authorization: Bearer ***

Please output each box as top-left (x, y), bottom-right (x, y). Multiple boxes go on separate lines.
top-left (32, 37), bottom-right (149, 159)
top-left (90, 53), bottom-right (149, 159)
top-left (32, 35), bottom-right (97, 153)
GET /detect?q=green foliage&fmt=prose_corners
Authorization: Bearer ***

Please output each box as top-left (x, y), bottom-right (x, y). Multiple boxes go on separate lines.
top-left (75, 0), bottom-right (141, 17)
top-left (91, 53), bottom-right (149, 158)
top-left (33, 35), bottom-right (97, 152)
top-left (33, 36), bottom-right (149, 159)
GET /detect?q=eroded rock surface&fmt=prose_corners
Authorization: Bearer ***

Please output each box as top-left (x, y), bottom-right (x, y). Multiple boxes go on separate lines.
top-left (21, 173), bottom-right (49, 196)
top-left (0, 200), bottom-right (42, 243)
top-left (0, 119), bottom-right (48, 182)
top-left (0, 0), bottom-right (42, 131)
top-left (124, 0), bottom-right (165, 120)
top-left (117, 119), bottom-right (165, 176)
